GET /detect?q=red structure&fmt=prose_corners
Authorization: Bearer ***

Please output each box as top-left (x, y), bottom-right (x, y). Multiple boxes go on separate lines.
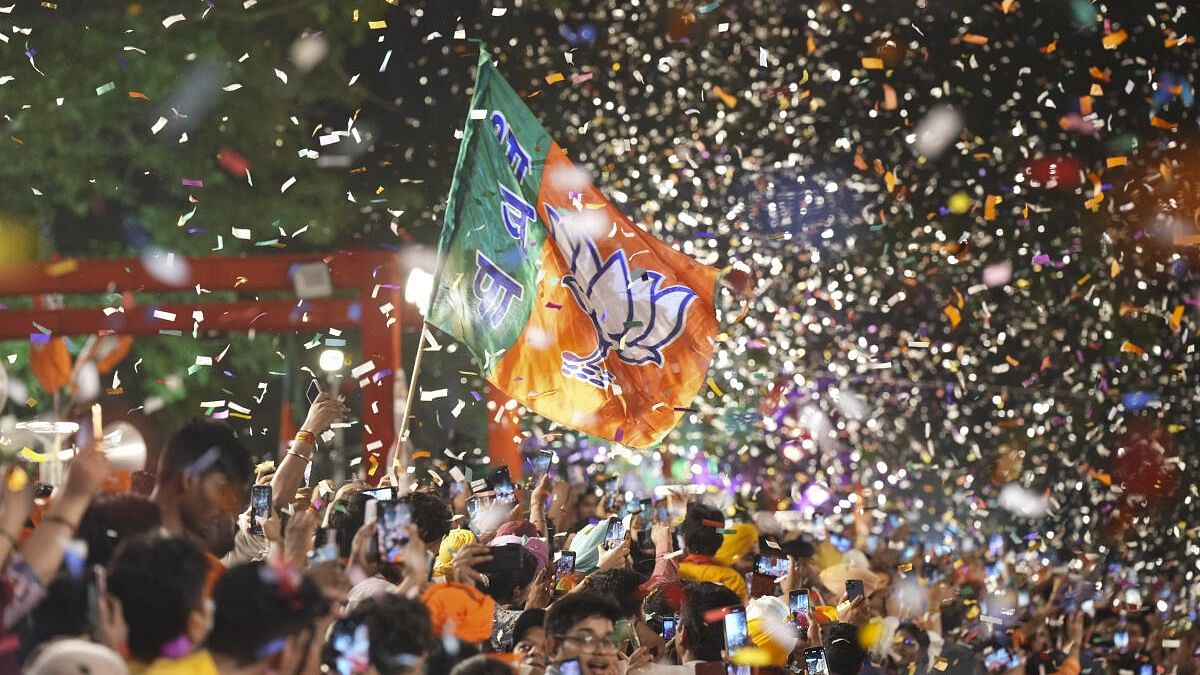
top-left (0, 250), bottom-right (417, 481)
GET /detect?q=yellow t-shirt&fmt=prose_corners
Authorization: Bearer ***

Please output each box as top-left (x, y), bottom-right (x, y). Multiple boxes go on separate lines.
top-left (678, 555), bottom-right (749, 600)
top-left (142, 649), bottom-right (219, 675)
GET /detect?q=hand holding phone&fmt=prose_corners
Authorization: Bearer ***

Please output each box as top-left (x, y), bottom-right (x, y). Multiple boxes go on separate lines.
top-left (845, 579), bottom-right (866, 602)
top-left (374, 500), bottom-right (412, 564)
top-left (305, 380), bottom-right (321, 405)
top-left (250, 484), bottom-right (272, 535)
top-left (804, 646), bottom-right (831, 675)
top-left (723, 605), bottom-right (749, 653)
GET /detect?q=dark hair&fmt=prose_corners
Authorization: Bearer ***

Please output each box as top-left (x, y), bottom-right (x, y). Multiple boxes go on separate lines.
top-left (478, 545), bottom-right (538, 606)
top-left (425, 632), bottom-right (479, 674)
top-left (349, 594), bottom-right (434, 675)
top-left (896, 622), bottom-right (930, 650)
top-left (107, 536), bottom-right (210, 662)
top-left (825, 622), bottom-right (868, 675)
top-left (403, 492), bottom-right (453, 548)
top-left (512, 609), bottom-right (546, 646)
top-left (156, 419), bottom-right (253, 488)
top-left (583, 568), bottom-right (646, 618)
top-left (206, 561), bottom-right (329, 665)
top-left (680, 582), bottom-right (740, 662)
top-left (544, 593), bottom-right (623, 638)
top-left (449, 655), bottom-right (514, 675)
top-left (329, 491), bottom-right (371, 559)
top-left (78, 493), bottom-right (163, 567)
top-left (680, 503), bottom-right (724, 556)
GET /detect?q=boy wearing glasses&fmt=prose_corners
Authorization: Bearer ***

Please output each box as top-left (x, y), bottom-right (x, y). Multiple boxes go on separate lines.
top-left (544, 593), bottom-right (624, 675)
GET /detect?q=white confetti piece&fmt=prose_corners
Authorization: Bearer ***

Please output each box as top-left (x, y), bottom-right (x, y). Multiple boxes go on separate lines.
top-left (152, 310), bottom-right (177, 321)
top-left (162, 13), bottom-right (186, 28)
top-left (274, 68), bottom-right (288, 84)
top-left (280, 176), bottom-right (296, 193)
top-left (420, 388), bottom-right (448, 402)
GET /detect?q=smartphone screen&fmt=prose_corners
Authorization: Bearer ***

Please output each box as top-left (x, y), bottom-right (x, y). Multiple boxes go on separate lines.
top-left (845, 579), bottom-right (866, 602)
top-left (554, 551), bottom-right (577, 593)
top-left (250, 485), bottom-right (271, 535)
top-left (790, 589), bottom-right (810, 617)
top-left (755, 554), bottom-right (790, 577)
top-left (363, 487), bottom-right (394, 501)
top-left (1138, 666), bottom-right (1152, 675)
top-left (804, 646), bottom-right (830, 675)
top-left (604, 517), bottom-right (627, 550)
top-left (375, 501), bottom-right (412, 564)
top-left (723, 605), bottom-right (749, 652)
top-left (326, 617), bottom-right (370, 675)
top-left (1114, 630), bottom-right (1129, 651)
top-left (655, 503), bottom-right (670, 523)
top-left (558, 658), bottom-right (582, 675)
top-left (306, 379), bottom-right (321, 405)
top-left (490, 466), bottom-right (515, 503)
top-left (661, 615), bottom-right (677, 641)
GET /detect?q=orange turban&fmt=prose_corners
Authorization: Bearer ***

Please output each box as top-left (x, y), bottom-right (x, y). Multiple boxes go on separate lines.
top-left (421, 582), bottom-right (496, 644)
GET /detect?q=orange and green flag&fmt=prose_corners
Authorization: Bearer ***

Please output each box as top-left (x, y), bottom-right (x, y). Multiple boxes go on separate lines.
top-left (427, 50), bottom-right (719, 449)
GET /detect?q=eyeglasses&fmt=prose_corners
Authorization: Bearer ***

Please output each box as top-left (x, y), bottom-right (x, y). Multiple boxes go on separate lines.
top-left (555, 633), bottom-right (620, 654)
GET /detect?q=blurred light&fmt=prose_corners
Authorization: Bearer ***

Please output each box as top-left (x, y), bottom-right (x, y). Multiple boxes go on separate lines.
top-left (318, 349), bottom-right (344, 373)
top-left (405, 268), bottom-right (434, 315)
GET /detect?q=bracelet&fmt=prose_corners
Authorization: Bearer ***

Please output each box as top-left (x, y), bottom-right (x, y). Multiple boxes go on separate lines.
top-left (42, 514), bottom-right (77, 532)
top-left (286, 450), bottom-right (312, 464)
top-left (294, 430), bottom-right (317, 445)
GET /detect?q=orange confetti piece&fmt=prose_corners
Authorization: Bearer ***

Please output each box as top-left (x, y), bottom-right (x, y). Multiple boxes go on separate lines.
top-left (1089, 469), bottom-right (1112, 486)
top-left (1088, 67), bottom-right (1111, 82)
top-left (882, 83), bottom-right (898, 110)
top-left (984, 194), bottom-right (1000, 220)
top-left (1000, 0), bottom-right (1016, 13)
top-left (806, 35), bottom-right (816, 55)
top-left (1005, 355), bottom-right (1020, 367)
top-left (1165, 36), bottom-right (1193, 48)
top-left (1120, 341), bottom-right (1144, 355)
top-left (1101, 30), bottom-right (1127, 49)
top-left (861, 57), bottom-right (885, 70)
top-left (128, 91), bottom-right (150, 100)
top-left (1105, 156), bottom-right (1127, 168)
top-left (1089, 83), bottom-right (1103, 96)
top-left (1169, 305), bottom-right (1184, 332)
top-left (1150, 116), bottom-right (1178, 130)
top-left (1041, 41), bottom-right (1057, 54)
top-left (943, 305), bottom-right (962, 327)
top-left (1110, 259), bottom-right (1120, 277)
top-left (962, 33), bottom-right (989, 45)
top-left (712, 85), bottom-right (738, 108)
top-left (884, 170), bottom-right (897, 193)
top-left (412, 450), bottom-right (431, 459)
top-left (545, 72), bottom-right (565, 85)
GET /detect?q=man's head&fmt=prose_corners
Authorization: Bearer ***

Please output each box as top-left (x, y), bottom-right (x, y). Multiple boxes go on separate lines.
top-left (512, 609), bottom-right (547, 671)
top-left (892, 622), bottom-right (929, 667)
top-left (206, 561), bottom-right (330, 671)
top-left (153, 420), bottom-right (253, 553)
top-left (582, 568), bottom-right (646, 619)
top-left (344, 594), bottom-right (434, 675)
top-left (544, 593), bottom-right (623, 675)
top-left (78, 493), bottom-right (163, 566)
top-left (678, 582), bottom-right (741, 663)
top-left (107, 535), bottom-right (211, 663)
top-left (402, 491), bottom-right (453, 549)
top-left (680, 503), bottom-right (724, 557)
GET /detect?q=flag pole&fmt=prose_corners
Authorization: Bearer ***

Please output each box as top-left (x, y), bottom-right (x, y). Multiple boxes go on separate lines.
top-left (385, 44), bottom-right (490, 485)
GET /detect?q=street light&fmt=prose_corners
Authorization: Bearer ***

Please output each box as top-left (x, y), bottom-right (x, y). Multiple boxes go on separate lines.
top-left (318, 348), bottom-right (344, 373)
top-left (404, 268), bottom-right (434, 315)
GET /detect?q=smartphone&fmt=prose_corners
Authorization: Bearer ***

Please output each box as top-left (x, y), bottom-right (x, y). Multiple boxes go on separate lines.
top-left (985, 649), bottom-right (1011, 670)
top-left (250, 484), bottom-right (271, 535)
top-left (723, 605), bottom-right (749, 652)
top-left (755, 554), bottom-right (790, 577)
top-left (477, 543), bottom-right (525, 581)
top-left (804, 646), bottom-right (831, 675)
top-left (490, 466), bottom-right (515, 504)
top-left (655, 503), bottom-right (670, 523)
top-left (661, 615), bottom-right (678, 641)
top-left (325, 617), bottom-right (370, 675)
top-left (1114, 630), bottom-right (1129, 651)
top-left (374, 500), bottom-right (412, 564)
top-left (529, 449), bottom-right (554, 483)
top-left (554, 551), bottom-right (577, 593)
top-left (87, 565), bottom-right (107, 638)
top-left (363, 486), bottom-right (394, 501)
top-left (845, 579), bottom-right (866, 602)
top-left (604, 516), bottom-right (627, 550)
top-left (558, 658), bottom-right (582, 675)
top-left (306, 380), bottom-right (321, 405)
top-left (789, 589), bottom-right (811, 618)
top-left (1138, 665), bottom-right (1153, 675)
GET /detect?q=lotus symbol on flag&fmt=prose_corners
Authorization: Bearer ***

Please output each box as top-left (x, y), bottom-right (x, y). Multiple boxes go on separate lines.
top-left (558, 236), bottom-right (698, 389)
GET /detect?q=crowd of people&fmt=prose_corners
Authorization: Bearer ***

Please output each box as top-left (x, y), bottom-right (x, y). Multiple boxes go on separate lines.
top-left (0, 392), bottom-right (1191, 675)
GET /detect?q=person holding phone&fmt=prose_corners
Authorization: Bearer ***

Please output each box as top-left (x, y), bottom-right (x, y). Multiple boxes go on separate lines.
top-left (635, 582), bottom-right (742, 674)
top-left (544, 593), bottom-right (625, 675)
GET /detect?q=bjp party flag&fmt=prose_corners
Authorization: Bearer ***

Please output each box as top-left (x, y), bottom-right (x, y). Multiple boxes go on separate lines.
top-left (427, 50), bottom-right (719, 448)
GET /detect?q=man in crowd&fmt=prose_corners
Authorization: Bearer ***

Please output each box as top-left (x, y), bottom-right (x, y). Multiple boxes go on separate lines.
top-left (676, 504), bottom-right (748, 600)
